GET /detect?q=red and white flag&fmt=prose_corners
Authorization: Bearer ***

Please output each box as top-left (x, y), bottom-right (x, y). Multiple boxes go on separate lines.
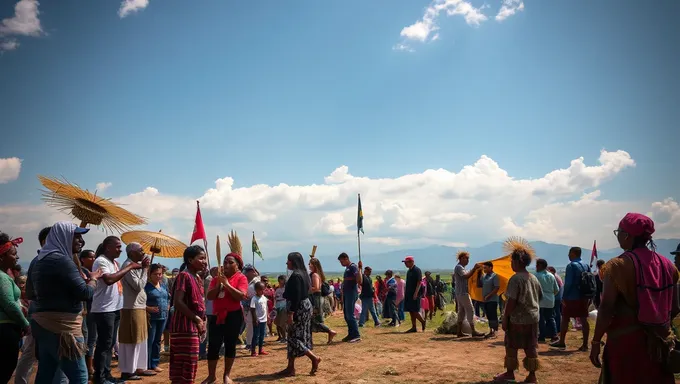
top-left (190, 201), bottom-right (207, 244)
top-left (590, 240), bottom-right (598, 267)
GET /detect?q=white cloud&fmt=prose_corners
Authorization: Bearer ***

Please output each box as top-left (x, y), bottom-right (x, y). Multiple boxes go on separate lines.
top-left (399, 0), bottom-right (488, 43)
top-left (398, 0), bottom-right (525, 47)
top-left (0, 0), bottom-right (42, 36)
top-left (651, 198), bottom-right (680, 239)
top-left (392, 43), bottom-right (415, 53)
top-left (0, 157), bottom-right (22, 183)
top-left (0, 38), bottom-right (18, 51)
top-left (95, 182), bottom-right (112, 192)
top-left (3, 149), bottom-right (678, 268)
top-left (0, 0), bottom-right (42, 51)
top-left (496, 0), bottom-right (525, 22)
top-left (119, 0), bottom-right (150, 18)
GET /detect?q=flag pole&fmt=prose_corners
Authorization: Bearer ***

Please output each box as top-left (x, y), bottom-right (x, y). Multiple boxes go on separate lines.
top-left (358, 229), bottom-right (362, 263)
top-left (252, 231), bottom-right (256, 268)
top-left (204, 238), bottom-right (211, 270)
top-left (198, 201), bottom-right (211, 270)
top-left (357, 193), bottom-right (362, 263)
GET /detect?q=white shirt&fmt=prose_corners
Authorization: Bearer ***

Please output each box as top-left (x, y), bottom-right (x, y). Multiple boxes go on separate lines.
top-left (91, 256), bottom-right (123, 313)
top-left (250, 295), bottom-right (268, 323)
top-left (247, 276), bottom-right (261, 300)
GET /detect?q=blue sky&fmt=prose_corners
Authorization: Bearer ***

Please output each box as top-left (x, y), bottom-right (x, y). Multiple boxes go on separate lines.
top-left (1, 0), bottom-right (679, 269)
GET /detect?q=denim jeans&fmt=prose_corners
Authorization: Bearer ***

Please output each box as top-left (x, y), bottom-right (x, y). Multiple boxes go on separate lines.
top-left (538, 307), bottom-right (557, 340)
top-left (86, 314), bottom-right (97, 358)
top-left (147, 318), bottom-right (166, 369)
top-left (251, 322), bottom-right (267, 353)
top-left (343, 289), bottom-right (360, 339)
top-left (554, 299), bottom-right (562, 331)
top-left (359, 297), bottom-right (379, 326)
top-left (398, 300), bottom-right (405, 321)
top-left (31, 320), bottom-right (88, 384)
top-left (92, 310), bottom-right (120, 383)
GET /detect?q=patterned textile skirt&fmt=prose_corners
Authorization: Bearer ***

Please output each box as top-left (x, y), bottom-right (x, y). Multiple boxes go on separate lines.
top-left (599, 325), bottom-right (675, 384)
top-left (505, 322), bottom-right (538, 350)
top-left (169, 333), bottom-right (199, 384)
top-left (287, 298), bottom-right (313, 358)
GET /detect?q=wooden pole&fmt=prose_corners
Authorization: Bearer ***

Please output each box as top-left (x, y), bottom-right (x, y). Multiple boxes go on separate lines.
top-left (203, 238), bottom-right (211, 270)
top-left (358, 230), bottom-right (362, 263)
top-left (357, 193), bottom-right (362, 263)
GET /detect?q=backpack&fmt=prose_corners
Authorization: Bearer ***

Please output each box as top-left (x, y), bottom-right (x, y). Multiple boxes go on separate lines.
top-left (321, 281), bottom-right (331, 297)
top-left (575, 262), bottom-right (597, 299)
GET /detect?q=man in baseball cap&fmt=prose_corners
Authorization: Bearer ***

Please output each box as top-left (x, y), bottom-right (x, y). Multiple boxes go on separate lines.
top-left (402, 256), bottom-right (426, 333)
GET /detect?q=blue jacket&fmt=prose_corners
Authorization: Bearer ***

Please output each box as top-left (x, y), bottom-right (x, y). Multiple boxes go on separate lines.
top-left (563, 258), bottom-right (589, 301)
top-left (27, 253), bottom-right (94, 314)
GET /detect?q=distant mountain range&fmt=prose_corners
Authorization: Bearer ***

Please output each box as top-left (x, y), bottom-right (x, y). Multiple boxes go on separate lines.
top-left (275, 238), bottom-right (680, 274)
top-left (17, 238), bottom-right (679, 275)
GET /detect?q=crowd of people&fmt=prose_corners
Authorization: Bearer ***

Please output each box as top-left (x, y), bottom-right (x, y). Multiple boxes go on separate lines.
top-left (0, 212), bottom-right (679, 383)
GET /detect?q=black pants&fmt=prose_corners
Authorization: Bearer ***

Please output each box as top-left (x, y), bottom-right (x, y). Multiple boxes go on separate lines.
top-left (0, 323), bottom-right (22, 383)
top-left (483, 301), bottom-right (499, 331)
top-left (92, 310), bottom-right (120, 383)
top-left (207, 309), bottom-right (243, 360)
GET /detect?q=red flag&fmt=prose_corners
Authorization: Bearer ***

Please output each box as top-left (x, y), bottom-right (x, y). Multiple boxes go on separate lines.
top-left (190, 201), bottom-right (207, 244)
top-left (590, 240), bottom-right (598, 267)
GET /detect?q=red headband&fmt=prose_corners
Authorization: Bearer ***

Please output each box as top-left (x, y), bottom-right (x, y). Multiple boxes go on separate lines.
top-left (225, 252), bottom-right (244, 270)
top-left (0, 237), bottom-right (23, 255)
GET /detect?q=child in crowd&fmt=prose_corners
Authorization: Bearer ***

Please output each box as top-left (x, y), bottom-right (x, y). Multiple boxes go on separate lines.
top-left (262, 277), bottom-right (276, 336)
top-left (275, 275), bottom-right (288, 343)
top-left (15, 275), bottom-right (28, 317)
top-left (249, 282), bottom-right (270, 357)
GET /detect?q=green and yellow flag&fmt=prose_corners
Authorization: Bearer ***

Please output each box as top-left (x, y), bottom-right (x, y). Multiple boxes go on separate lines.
top-left (357, 194), bottom-right (364, 234)
top-left (252, 232), bottom-right (263, 260)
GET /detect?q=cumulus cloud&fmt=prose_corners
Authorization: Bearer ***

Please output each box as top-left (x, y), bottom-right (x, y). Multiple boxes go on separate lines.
top-left (95, 182), bottom-right (112, 192)
top-left (397, 0), bottom-right (524, 48)
top-left (119, 0), bottom-right (149, 18)
top-left (400, 0), bottom-right (487, 43)
top-left (651, 198), bottom-right (680, 239)
top-left (0, 38), bottom-right (18, 51)
top-left (0, 0), bottom-right (42, 51)
top-left (3, 149), bottom-right (678, 266)
top-left (496, 0), bottom-right (525, 22)
top-left (0, 157), bottom-right (22, 183)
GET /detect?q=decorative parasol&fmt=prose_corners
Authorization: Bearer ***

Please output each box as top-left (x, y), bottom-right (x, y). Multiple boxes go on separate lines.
top-left (38, 176), bottom-right (147, 232)
top-left (121, 230), bottom-right (187, 264)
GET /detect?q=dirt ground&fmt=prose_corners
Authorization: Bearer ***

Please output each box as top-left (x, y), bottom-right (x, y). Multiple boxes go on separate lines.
top-left (107, 311), bottom-right (604, 384)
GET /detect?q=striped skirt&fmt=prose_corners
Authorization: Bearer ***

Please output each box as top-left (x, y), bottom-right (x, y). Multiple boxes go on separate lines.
top-left (169, 333), bottom-right (200, 384)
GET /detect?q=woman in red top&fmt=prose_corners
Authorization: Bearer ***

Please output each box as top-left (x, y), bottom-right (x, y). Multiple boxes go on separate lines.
top-left (202, 252), bottom-right (247, 384)
top-left (169, 245), bottom-right (208, 384)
